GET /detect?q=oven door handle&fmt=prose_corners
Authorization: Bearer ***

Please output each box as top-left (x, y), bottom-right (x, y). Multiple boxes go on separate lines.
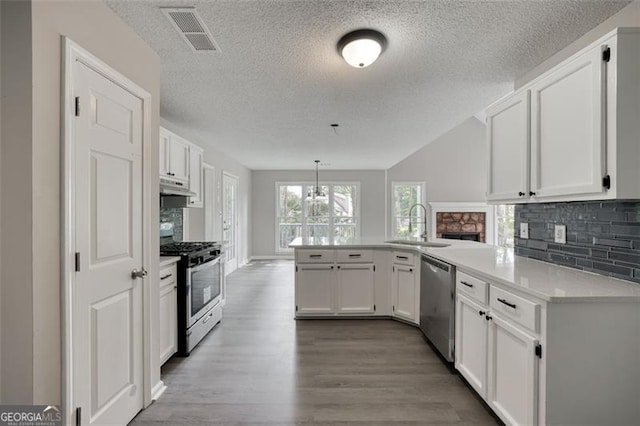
top-left (188, 256), bottom-right (221, 273)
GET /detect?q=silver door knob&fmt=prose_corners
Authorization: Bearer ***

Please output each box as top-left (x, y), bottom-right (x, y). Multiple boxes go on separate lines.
top-left (131, 268), bottom-right (148, 279)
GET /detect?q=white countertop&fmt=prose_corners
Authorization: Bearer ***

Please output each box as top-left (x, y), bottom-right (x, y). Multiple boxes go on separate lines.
top-left (291, 239), bottom-right (640, 302)
top-left (160, 256), bottom-right (181, 267)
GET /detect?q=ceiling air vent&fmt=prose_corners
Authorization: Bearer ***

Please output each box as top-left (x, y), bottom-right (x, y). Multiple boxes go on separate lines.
top-left (161, 7), bottom-right (220, 52)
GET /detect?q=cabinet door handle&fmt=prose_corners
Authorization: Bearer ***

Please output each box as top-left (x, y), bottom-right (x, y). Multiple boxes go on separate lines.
top-left (348, 254), bottom-right (362, 258)
top-left (460, 281), bottom-right (473, 288)
top-left (529, 191), bottom-right (536, 196)
top-left (396, 256), bottom-right (409, 260)
top-left (309, 255), bottom-right (322, 259)
top-left (160, 273), bottom-right (173, 281)
top-left (479, 310), bottom-right (485, 316)
top-left (485, 315), bottom-right (492, 321)
top-left (497, 298), bottom-right (517, 309)
top-left (518, 191), bottom-right (525, 196)
top-left (409, 268), bottom-right (413, 273)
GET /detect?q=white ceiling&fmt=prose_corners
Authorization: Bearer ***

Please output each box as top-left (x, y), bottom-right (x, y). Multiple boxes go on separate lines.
top-left (107, 0), bottom-right (631, 170)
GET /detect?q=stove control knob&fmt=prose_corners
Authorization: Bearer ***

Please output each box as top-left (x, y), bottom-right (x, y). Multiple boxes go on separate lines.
top-left (131, 268), bottom-right (148, 279)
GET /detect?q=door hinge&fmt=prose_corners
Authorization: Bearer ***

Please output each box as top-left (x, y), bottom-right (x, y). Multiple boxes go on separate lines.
top-left (373, 304), bottom-right (376, 311)
top-left (75, 407), bottom-right (81, 426)
top-left (392, 266), bottom-right (395, 272)
top-left (392, 305), bottom-right (395, 312)
top-left (75, 252), bottom-right (81, 272)
top-left (602, 174), bottom-right (611, 190)
top-left (75, 96), bottom-right (80, 116)
top-left (602, 47), bottom-right (611, 63)
top-left (295, 305), bottom-right (298, 312)
top-left (295, 265), bottom-right (298, 272)
top-left (373, 265), bottom-right (376, 272)
top-left (535, 344), bottom-right (542, 359)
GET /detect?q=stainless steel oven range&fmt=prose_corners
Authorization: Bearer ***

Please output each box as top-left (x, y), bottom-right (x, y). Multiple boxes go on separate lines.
top-left (160, 240), bottom-right (224, 355)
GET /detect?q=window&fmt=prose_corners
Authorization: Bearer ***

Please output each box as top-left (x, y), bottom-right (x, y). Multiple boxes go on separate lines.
top-left (495, 204), bottom-right (515, 248)
top-left (276, 183), bottom-right (359, 252)
top-left (391, 182), bottom-right (425, 240)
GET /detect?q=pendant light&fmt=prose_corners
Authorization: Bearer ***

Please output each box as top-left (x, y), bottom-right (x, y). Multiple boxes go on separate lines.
top-left (307, 160), bottom-right (326, 201)
top-left (338, 29), bottom-right (387, 68)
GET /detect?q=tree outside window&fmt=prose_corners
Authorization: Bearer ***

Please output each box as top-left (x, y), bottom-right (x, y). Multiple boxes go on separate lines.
top-left (496, 204), bottom-right (515, 248)
top-left (276, 183), bottom-right (359, 252)
top-left (392, 182), bottom-right (425, 240)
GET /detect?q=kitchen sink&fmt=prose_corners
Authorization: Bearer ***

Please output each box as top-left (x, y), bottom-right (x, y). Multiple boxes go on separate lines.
top-left (385, 240), bottom-right (450, 248)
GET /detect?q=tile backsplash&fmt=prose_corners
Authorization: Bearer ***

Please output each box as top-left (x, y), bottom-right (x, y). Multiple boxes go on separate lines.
top-left (515, 201), bottom-right (640, 283)
top-left (160, 207), bottom-right (184, 242)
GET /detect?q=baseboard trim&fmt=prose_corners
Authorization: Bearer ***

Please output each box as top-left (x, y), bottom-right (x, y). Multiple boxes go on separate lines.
top-left (250, 255), bottom-right (294, 261)
top-left (151, 380), bottom-right (167, 401)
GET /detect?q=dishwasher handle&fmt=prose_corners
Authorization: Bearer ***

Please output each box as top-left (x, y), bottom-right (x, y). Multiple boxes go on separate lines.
top-left (421, 255), bottom-right (450, 273)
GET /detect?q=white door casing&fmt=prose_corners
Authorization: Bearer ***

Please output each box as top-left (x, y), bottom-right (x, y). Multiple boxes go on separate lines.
top-left (222, 172), bottom-right (239, 274)
top-left (203, 164), bottom-right (216, 241)
top-left (62, 39), bottom-right (153, 426)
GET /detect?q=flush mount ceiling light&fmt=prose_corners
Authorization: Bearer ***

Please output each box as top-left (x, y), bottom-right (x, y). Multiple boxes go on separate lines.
top-left (338, 29), bottom-right (387, 68)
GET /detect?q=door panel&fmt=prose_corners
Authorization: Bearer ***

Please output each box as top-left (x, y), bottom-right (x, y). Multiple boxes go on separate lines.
top-left (455, 295), bottom-right (488, 398)
top-left (336, 264), bottom-right (374, 313)
top-left (393, 266), bottom-right (415, 321)
top-left (531, 45), bottom-right (606, 198)
top-left (74, 60), bottom-right (144, 425)
top-left (296, 265), bottom-right (334, 314)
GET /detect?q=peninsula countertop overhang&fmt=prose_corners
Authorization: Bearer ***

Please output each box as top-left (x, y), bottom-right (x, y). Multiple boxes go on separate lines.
top-left (290, 239), bottom-right (640, 302)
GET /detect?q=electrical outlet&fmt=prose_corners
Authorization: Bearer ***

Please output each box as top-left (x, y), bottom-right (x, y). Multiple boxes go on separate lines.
top-left (555, 225), bottom-right (567, 244)
top-left (520, 223), bottom-right (529, 239)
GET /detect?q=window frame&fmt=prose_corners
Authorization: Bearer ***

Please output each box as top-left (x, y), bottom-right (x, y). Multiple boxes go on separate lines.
top-left (390, 181), bottom-right (426, 240)
top-left (275, 181), bottom-right (361, 254)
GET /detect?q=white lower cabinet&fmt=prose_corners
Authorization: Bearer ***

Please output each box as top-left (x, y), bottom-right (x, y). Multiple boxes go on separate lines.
top-left (391, 263), bottom-right (419, 324)
top-left (159, 262), bottom-right (178, 365)
top-left (336, 263), bottom-right (375, 314)
top-left (487, 313), bottom-right (538, 426)
top-left (295, 264), bottom-right (335, 315)
top-left (455, 294), bottom-right (488, 398)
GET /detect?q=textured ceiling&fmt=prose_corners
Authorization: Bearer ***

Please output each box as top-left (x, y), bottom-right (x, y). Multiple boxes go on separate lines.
top-left (107, 0), bottom-right (631, 170)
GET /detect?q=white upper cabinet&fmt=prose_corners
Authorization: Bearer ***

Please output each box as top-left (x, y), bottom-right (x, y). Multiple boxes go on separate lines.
top-left (188, 145), bottom-right (204, 208)
top-left (530, 44), bottom-right (605, 200)
top-left (168, 135), bottom-right (190, 183)
top-left (485, 28), bottom-right (640, 203)
top-left (159, 127), bottom-right (190, 184)
top-left (486, 90), bottom-right (530, 203)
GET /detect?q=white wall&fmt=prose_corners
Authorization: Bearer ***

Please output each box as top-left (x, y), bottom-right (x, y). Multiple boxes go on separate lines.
top-left (386, 117), bottom-right (486, 238)
top-left (251, 170), bottom-right (386, 257)
top-left (0, 0), bottom-right (161, 405)
top-left (516, 0), bottom-right (640, 88)
top-left (161, 119), bottom-right (253, 266)
top-left (1, 0), bottom-right (33, 403)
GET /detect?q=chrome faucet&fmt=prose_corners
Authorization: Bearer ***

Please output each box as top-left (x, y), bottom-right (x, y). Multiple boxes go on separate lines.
top-left (408, 203), bottom-right (428, 242)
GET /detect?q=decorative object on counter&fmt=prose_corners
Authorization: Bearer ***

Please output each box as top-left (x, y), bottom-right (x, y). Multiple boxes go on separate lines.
top-left (515, 201), bottom-right (640, 283)
top-left (337, 29), bottom-right (386, 68)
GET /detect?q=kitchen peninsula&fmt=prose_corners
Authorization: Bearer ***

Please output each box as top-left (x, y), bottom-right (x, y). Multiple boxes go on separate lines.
top-left (291, 239), bottom-right (640, 425)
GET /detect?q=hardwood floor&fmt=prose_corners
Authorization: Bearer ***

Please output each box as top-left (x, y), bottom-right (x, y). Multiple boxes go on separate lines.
top-left (132, 260), bottom-right (497, 425)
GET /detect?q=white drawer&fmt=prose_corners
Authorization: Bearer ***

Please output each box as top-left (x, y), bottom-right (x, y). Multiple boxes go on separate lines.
top-left (490, 286), bottom-right (540, 333)
top-left (159, 264), bottom-right (177, 289)
top-left (392, 251), bottom-right (415, 266)
top-left (456, 271), bottom-right (488, 305)
top-left (296, 249), bottom-right (335, 264)
top-left (336, 249), bottom-right (373, 263)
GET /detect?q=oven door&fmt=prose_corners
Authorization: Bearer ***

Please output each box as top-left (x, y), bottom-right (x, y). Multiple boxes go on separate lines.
top-left (186, 256), bottom-right (222, 327)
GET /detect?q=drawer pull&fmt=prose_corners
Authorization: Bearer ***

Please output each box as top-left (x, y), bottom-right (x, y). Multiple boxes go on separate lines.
top-left (497, 298), bottom-right (517, 309)
top-left (479, 310), bottom-right (485, 316)
top-left (309, 254), bottom-right (322, 258)
top-left (460, 281), bottom-right (473, 288)
top-left (160, 273), bottom-right (173, 280)
top-left (396, 256), bottom-right (409, 260)
top-left (348, 254), bottom-right (362, 257)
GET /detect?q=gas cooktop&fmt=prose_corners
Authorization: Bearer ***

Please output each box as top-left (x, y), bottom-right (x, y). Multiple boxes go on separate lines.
top-left (160, 241), bottom-right (221, 256)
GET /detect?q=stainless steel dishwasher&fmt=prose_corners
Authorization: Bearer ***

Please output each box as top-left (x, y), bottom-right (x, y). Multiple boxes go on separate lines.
top-left (419, 254), bottom-right (456, 362)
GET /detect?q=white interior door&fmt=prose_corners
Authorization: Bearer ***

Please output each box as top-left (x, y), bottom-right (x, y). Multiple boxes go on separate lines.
top-left (223, 172), bottom-right (239, 274)
top-left (73, 60), bottom-right (144, 425)
top-left (204, 164), bottom-right (217, 241)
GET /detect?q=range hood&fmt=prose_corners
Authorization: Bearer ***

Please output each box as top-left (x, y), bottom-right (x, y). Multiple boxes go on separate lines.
top-left (160, 177), bottom-right (196, 208)
top-left (160, 176), bottom-right (197, 197)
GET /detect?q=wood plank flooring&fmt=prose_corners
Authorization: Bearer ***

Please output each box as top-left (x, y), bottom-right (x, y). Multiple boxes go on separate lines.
top-left (132, 260), bottom-right (497, 425)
